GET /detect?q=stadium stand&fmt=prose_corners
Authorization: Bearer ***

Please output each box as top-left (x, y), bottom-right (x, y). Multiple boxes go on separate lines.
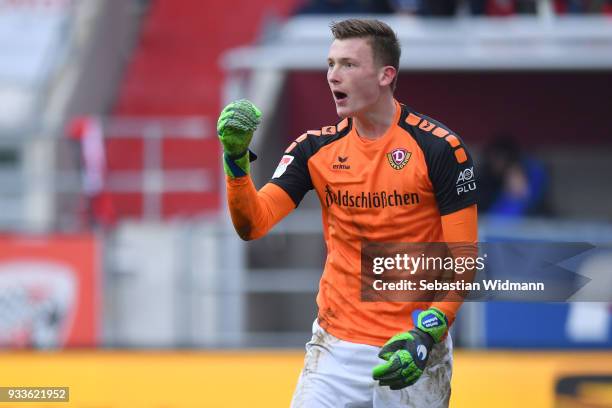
top-left (109, 0), bottom-right (296, 217)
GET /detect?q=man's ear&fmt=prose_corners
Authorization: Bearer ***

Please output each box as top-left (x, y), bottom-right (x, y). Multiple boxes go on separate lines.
top-left (379, 66), bottom-right (397, 87)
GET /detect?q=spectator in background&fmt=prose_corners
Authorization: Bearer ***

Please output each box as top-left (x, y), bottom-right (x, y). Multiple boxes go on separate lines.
top-left (295, 0), bottom-right (394, 14)
top-left (67, 116), bottom-right (116, 228)
top-left (390, 0), bottom-right (458, 16)
top-left (468, 0), bottom-right (537, 15)
top-left (389, 0), bottom-right (534, 16)
top-left (477, 136), bottom-right (550, 217)
top-left (295, 0), bottom-right (612, 16)
top-left (554, 0), bottom-right (612, 14)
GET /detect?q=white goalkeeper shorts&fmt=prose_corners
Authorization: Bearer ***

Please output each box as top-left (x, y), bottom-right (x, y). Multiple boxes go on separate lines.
top-left (290, 319), bottom-right (453, 408)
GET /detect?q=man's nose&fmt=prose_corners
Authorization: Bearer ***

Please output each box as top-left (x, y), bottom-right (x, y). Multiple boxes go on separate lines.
top-left (328, 67), bottom-right (340, 84)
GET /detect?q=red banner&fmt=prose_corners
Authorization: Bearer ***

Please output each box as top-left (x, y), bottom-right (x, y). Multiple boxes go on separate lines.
top-left (0, 234), bottom-right (100, 348)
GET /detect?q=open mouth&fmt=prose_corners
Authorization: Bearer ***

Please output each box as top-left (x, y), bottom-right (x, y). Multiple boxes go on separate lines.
top-left (333, 91), bottom-right (348, 101)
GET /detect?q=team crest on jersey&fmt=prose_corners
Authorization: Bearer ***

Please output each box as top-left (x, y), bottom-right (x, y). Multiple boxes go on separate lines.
top-left (386, 148), bottom-right (411, 170)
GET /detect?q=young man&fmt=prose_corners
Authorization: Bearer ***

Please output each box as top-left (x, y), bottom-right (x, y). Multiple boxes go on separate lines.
top-left (217, 19), bottom-right (478, 408)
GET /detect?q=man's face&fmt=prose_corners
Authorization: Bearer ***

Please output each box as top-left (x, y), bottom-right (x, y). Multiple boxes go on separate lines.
top-left (327, 37), bottom-right (384, 118)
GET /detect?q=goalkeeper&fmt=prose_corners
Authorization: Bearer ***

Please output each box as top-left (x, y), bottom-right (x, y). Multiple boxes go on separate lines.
top-left (218, 19), bottom-right (477, 408)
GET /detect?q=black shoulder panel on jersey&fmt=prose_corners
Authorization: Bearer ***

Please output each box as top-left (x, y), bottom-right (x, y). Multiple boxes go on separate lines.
top-left (398, 105), bottom-right (478, 215)
top-left (269, 118), bottom-right (353, 207)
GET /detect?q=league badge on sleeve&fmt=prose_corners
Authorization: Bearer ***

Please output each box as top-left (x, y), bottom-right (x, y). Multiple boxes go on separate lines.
top-left (272, 155), bottom-right (295, 179)
top-left (387, 148), bottom-right (411, 170)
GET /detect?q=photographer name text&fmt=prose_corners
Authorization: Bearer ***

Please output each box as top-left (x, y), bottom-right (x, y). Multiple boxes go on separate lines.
top-left (372, 279), bottom-right (545, 292)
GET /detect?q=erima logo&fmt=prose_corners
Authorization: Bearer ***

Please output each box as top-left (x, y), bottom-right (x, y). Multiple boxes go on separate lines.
top-left (456, 166), bottom-right (476, 196)
top-left (422, 315), bottom-right (440, 328)
top-left (332, 156), bottom-right (350, 170)
top-left (322, 126), bottom-right (336, 135)
top-left (416, 344), bottom-right (427, 361)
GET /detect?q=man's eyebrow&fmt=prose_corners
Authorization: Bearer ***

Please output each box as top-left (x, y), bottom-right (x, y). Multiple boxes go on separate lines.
top-left (327, 57), bottom-right (355, 63)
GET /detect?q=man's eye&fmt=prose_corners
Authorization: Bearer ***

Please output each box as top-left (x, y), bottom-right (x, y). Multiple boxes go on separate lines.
top-left (346, 63), bottom-right (354, 68)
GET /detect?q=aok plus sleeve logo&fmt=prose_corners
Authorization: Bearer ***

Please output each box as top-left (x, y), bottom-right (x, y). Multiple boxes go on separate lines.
top-left (456, 166), bottom-right (476, 195)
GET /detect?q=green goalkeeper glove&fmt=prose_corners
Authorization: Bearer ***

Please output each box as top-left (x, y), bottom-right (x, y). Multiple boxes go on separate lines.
top-left (217, 99), bottom-right (262, 178)
top-left (372, 308), bottom-right (448, 390)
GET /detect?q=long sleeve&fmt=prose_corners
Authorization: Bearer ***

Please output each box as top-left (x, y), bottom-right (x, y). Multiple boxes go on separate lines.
top-left (431, 204), bottom-right (478, 326)
top-left (226, 176), bottom-right (296, 240)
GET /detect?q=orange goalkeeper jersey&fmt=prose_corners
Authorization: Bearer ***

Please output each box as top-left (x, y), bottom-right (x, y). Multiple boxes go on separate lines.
top-left (266, 100), bottom-right (478, 346)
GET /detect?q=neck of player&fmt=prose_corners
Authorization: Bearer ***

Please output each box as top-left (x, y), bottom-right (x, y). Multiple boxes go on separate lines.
top-left (353, 94), bottom-right (396, 141)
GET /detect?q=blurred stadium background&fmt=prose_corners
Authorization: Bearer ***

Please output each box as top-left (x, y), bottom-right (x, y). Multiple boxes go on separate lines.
top-left (0, 0), bottom-right (611, 406)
